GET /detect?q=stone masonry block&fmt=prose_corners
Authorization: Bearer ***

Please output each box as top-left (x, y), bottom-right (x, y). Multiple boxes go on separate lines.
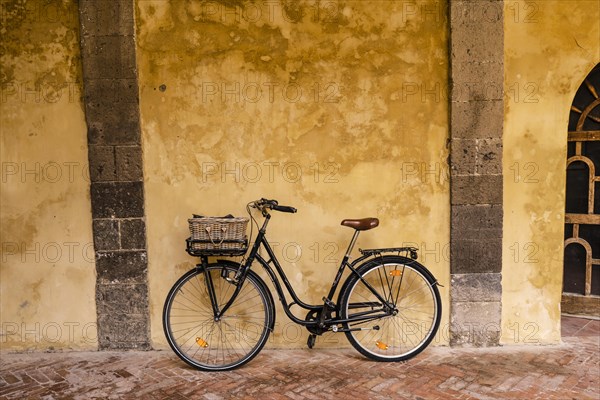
top-left (450, 1), bottom-right (503, 63)
top-left (450, 25), bottom-right (503, 64)
top-left (451, 238), bottom-right (502, 273)
top-left (91, 181), bottom-right (144, 219)
top-left (451, 301), bottom-right (501, 328)
top-left (451, 139), bottom-right (502, 176)
top-left (95, 283), bottom-right (149, 315)
top-left (450, 0), bottom-right (504, 27)
top-left (451, 139), bottom-right (477, 175)
top-left (450, 273), bottom-right (502, 302)
top-left (451, 62), bottom-right (503, 102)
top-left (96, 313), bottom-right (151, 350)
top-left (451, 203), bottom-right (503, 274)
top-left (450, 301), bottom-right (501, 347)
top-left (79, 0), bottom-right (134, 37)
top-left (88, 145), bottom-right (116, 182)
top-left (95, 250), bottom-right (148, 284)
top-left (476, 138), bottom-right (502, 175)
top-left (120, 219), bottom-right (146, 250)
top-left (451, 204), bottom-right (502, 239)
top-left (92, 219), bottom-right (120, 251)
top-left (80, 35), bottom-right (136, 80)
top-left (85, 79), bottom-right (139, 107)
top-left (86, 100), bottom-right (141, 145)
top-left (116, 146), bottom-right (143, 182)
top-left (451, 175), bottom-right (503, 205)
top-left (451, 99), bottom-right (503, 139)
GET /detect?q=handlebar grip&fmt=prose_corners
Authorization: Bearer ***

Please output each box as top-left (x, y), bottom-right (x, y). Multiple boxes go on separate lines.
top-left (272, 205), bottom-right (297, 213)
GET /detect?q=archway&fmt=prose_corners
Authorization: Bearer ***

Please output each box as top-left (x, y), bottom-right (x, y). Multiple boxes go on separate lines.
top-left (562, 63), bottom-right (600, 316)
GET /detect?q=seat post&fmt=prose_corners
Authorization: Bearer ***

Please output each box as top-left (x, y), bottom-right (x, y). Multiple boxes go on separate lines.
top-left (323, 228), bottom-right (362, 303)
top-left (344, 230), bottom-right (360, 258)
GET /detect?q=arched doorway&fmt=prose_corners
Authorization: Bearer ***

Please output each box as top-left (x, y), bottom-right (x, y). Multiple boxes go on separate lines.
top-left (562, 63), bottom-right (600, 316)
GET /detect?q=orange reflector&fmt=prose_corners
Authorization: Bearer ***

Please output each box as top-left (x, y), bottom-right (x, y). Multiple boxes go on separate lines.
top-left (196, 337), bottom-right (208, 348)
top-left (376, 341), bottom-right (388, 350)
top-left (389, 270), bottom-right (402, 277)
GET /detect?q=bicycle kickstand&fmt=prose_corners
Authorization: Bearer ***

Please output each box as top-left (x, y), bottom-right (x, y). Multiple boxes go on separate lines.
top-left (307, 334), bottom-right (316, 349)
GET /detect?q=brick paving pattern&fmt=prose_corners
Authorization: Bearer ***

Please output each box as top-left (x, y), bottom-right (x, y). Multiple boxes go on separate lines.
top-left (1, 317), bottom-right (598, 399)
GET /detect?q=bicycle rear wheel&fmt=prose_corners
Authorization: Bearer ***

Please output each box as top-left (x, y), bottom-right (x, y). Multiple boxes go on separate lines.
top-left (339, 256), bottom-right (441, 362)
top-left (163, 263), bottom-right (274, 371)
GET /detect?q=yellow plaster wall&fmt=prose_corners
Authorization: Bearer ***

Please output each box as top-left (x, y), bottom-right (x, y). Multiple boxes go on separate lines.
top-left (0, 1), bottom-right (97, 350)
top-left (135, 0), bottom-right (450, 348)
top-left (502, 0), bottom-right (600, 344)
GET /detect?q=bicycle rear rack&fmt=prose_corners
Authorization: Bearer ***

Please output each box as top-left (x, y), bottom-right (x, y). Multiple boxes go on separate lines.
top-left (359, 246), bottom-right (419, 260)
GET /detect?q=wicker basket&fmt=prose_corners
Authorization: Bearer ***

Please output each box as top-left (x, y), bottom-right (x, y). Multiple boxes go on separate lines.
top-left (186, 216), bottom-right (249, 256)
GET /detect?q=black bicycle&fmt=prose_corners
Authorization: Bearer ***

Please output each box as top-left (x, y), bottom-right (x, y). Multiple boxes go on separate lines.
top-left (163, 198), bottom-right (442, 371)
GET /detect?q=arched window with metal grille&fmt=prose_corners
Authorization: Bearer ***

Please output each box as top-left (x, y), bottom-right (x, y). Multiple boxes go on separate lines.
top-left (563, 63), bottom-right (600, 316)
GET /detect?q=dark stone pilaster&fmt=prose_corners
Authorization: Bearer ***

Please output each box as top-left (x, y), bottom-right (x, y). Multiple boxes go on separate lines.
top-left (449, 0), bottom-right (504, 347)
top-left (78, 0), bottom-right (150, 350)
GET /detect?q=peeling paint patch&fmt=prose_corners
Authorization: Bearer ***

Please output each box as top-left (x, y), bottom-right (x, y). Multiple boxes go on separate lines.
top-left (136, 0), bottom-right (450, 348)
top-left (0, 0), bottom-right (96, 351)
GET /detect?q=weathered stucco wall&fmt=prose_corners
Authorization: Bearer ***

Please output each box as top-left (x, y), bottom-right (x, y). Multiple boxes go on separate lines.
top-left (1, 0), bottom-right (592, 352)
top-left (502, 0), bottom-right (599, 344)
top-left (135, 0), bottom-right (450, 348)
top-left (0, 1), bottom-right (97, 350)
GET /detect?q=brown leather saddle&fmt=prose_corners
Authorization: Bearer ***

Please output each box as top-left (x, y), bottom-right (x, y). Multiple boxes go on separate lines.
top-left (340, 218), bottom-right (379, 231)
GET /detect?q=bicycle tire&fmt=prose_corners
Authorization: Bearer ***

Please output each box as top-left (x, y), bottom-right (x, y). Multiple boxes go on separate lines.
top-left (163, 263), bottom-right (275, 371)
top-left (339, 256), bottom-right (441, 362)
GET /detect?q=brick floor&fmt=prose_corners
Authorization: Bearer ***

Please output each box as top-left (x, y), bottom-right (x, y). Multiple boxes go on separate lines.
top-left (0, 316), bottom-right (598, 399)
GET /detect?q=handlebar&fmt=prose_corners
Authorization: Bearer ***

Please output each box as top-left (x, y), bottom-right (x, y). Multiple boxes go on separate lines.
top-left (251, 198), bottom-right (297, 214)
top-left (272, 204), bottom-right (297, 213)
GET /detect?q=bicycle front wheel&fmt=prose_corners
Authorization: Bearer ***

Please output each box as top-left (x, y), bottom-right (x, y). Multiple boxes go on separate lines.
top-left (339, 256), bottom-right (441, 362)
top-left (163, 263), bottom-right (274, 371)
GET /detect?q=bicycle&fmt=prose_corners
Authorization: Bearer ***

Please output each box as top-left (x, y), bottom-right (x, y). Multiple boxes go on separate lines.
top-left (163, 198), bottom-right (442, 371)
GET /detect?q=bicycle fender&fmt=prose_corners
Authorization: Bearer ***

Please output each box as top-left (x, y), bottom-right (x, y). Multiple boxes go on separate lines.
top-left (215, 259), bottom-right (244, 271)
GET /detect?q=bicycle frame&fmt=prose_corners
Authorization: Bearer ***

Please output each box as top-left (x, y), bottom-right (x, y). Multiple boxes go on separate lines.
top-left (199, 212), bottom-right (397, 330)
